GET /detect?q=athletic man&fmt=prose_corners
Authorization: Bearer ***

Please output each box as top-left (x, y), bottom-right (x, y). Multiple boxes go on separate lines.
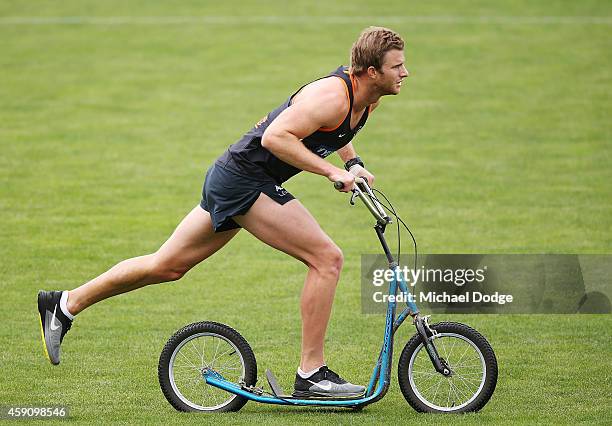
top-left (38, 26), bottom-right (408, 398)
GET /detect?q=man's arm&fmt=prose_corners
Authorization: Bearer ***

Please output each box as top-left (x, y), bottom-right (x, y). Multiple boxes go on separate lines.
top-left (261, 79), bottom-right (355, 190)
top-left (337, 143), bottom-right (358, 163)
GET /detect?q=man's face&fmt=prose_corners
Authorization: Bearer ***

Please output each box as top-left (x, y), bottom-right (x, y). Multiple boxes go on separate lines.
top-left (374, 49), bottom-right (409, 95)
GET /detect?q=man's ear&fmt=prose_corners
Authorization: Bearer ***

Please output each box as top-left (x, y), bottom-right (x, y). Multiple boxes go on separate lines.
top-left (366, 66), bottom-right (378, 79)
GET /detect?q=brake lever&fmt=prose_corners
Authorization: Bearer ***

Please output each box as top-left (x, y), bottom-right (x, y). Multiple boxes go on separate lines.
top-left (350, 190), bottom-right (358, 206)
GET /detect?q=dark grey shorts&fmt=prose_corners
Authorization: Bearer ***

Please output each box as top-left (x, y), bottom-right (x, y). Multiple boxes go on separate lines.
top-left (200, 163), bottom-right (295, 232)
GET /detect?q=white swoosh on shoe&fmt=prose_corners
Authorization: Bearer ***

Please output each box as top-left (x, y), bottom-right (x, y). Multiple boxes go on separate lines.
top-left (50, 305), bottom-right (61, 331)
top-left (308, 380), bottom-right (333, 391)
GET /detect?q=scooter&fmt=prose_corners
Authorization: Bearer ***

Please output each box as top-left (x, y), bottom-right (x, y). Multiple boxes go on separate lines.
top-left (158, 178), bottom-right (498, 413)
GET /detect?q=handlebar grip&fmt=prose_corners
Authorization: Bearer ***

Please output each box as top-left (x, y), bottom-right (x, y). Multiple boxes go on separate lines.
top-left (334, 181), bottom-right (344, 190)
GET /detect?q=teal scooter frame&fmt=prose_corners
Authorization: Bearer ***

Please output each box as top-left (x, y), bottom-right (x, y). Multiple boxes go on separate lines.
top-left (159, 178), bottom-right (498, 413)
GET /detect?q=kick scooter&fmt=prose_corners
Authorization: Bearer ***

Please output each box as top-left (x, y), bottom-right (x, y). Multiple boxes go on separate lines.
top-left (158, 178), bottom-right (498, 413)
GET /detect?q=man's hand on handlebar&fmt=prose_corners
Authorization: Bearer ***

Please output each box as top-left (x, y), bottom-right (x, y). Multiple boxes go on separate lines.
top-left (347, 164), bottom-right (375, 187)
top-left (328, 168), bottom-right (356, 192)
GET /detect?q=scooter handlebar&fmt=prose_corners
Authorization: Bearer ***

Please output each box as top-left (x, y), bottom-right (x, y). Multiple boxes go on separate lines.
top-left (333, 177), bottom-right (368, 191)
top-left (333, 178), bottom-right (389, 225)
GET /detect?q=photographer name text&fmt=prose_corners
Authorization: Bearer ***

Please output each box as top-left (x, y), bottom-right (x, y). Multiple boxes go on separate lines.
top-left (372, 291), bottom-right (513, 305)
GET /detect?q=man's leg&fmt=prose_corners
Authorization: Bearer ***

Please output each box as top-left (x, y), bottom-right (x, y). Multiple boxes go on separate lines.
top-left (67, 205), bottom-right (239, 314)
top-left (234, 193), bottom-right (364, 397)
top-left (38, 205), bottom-right (238, 364)
top-left (233, 194), bottom-right (343, 372)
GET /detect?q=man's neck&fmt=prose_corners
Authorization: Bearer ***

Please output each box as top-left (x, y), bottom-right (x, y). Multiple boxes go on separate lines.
top-left (351, 74), bottom-right (381, 111)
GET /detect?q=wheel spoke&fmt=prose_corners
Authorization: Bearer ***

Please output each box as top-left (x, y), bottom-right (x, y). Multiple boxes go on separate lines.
top-left (447, 338), bottom-right (458, 361)
top-left (454, 370), bottom-right (484, 376)
top-left (447, 375), bottom-right (454, 407)
top-left (214, 348), bottom-right (235, 361)
top-left (431, 376), bottom-right (445, 403)
top-left (453, 362), bottom-right (481, 368)
top-left (412, 370), bottom-right (439, 377)
top-left (455, 373), bottom-right (480, 393)
top-left (454, 373), bottom-right (482, 385)
top-left (190, 340), bottom-right (204, 367)
top-left (420, 375), bottom-right (441, 394)
top-left (173, 361), bottom-right (201, 371)
top-left (216, 365), bottom-right (242, 373)
top-left (215, 355), bottom-right (241, 372)
top-left (210, 339), bottom-right (221, 367)
top-left (454, 344), bottom-right (472, 367)
top-left (200, 337), bottom-right (206, 367)
top-left (178, 350), bottom-right (199, 368)
top-left (439, 338), bottom-right (449, 361)
top-left (450, 378), bottom-right (468, 400)
top-left (454, 374), bottom-right (476, 395)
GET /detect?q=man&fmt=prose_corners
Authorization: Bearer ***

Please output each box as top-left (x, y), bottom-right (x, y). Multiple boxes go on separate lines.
top-left (38, 26), bottom-right (408, 398)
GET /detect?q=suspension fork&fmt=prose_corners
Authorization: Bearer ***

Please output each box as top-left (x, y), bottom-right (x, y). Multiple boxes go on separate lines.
top-left (414, 315), bottom-right (452, 376)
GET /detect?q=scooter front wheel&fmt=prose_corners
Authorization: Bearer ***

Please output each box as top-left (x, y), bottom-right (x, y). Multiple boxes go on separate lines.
top-left (398, 322), bottom-right (497, 413)
top-left (158, 321), bottom-right (257, 412)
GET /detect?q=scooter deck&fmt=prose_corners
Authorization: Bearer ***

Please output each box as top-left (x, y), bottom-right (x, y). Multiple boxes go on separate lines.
top-left (265, 369), bottom-right (365, 401)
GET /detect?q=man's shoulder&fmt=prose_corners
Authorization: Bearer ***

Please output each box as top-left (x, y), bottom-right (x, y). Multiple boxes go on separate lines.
top-left (295, 77), bottom-right (349, 111)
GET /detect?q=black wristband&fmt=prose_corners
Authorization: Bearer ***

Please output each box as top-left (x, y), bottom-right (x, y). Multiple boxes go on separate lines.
top-left (344, 156), bottom-right (365, 171)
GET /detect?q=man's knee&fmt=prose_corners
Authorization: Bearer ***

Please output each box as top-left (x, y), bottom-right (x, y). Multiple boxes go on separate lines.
top-left (311, 242), bottom-right (344, 279)
top-left (149, 254), bottom-right (190, 283)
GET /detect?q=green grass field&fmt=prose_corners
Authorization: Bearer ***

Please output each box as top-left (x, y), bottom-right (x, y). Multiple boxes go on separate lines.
top-left (1, 1), bottom-right (611, 424)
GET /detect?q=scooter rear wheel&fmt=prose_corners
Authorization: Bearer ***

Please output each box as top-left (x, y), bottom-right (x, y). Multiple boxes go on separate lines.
top-left (158, 321), bottom-right (257, 412)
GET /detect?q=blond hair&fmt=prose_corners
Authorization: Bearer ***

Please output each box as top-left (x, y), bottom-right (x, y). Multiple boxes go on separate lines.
top-left (350, 27), bottom-right (404, 75)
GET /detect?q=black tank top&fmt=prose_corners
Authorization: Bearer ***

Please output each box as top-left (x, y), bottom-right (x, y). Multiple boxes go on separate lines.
top-left (215, 66), bottom-right (370, 184)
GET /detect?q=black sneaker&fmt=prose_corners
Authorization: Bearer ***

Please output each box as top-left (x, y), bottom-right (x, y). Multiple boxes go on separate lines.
top-left (293, 366), bottom-right (365, 398)
top-left (38, 291), bottom-right (72, 365)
